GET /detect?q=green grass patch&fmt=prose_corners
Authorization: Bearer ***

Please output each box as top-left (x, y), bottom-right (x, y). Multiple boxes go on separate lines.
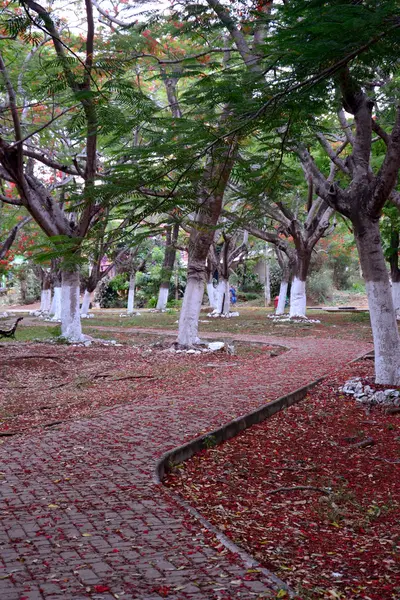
top-left (1, 324), bottom-right (61, 343)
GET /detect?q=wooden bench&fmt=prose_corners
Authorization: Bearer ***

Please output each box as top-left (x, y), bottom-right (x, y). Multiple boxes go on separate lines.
top-left (0, 317), bottom-right (23, 339)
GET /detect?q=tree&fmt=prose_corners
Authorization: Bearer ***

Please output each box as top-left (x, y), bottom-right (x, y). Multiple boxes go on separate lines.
top-left (156, 222), bottom-right (180, 311)
top-left (0, 214), bottom-right (31, 261)
top-left (381, 205), bottom-right (400, 315)
top-left (269, 2), bottom-right (400, 383)
top-left (0, 0), bottom-right (123, 339)
top-left (206, 228), bottom-right (247, 316)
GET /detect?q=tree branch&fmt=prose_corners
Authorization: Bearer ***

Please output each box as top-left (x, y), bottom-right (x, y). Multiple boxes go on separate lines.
top-left (11, 105), bottom-right (80, 149)
top-left (0, 216), bottom-right (32, 259)
top-left (23, 149), bottom-right (79, 176)
top-left (371, 118), bottom-right (390, 146)
top-left (206, 0), bottom-right (262, 72)
top-left (337, 108), bottom-right (355, 146)
top-left (337, 67), bottom-right (373, 177)
top-left (316, 132), bottom-right (350, 175)
top-left (373, 105), bottom-right (400, 213)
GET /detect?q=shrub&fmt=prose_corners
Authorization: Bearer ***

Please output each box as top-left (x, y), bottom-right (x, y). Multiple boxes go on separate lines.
top-left (167, 299), bottom-right (182, 308)
top-left (16, 264), bottom-right (41, 304)
top-left (307, 270), bottom-right (334, 303)
top-left (269, 263), bottom-right (283, 298)
top-left (351, 281), bottom-right (366, 294)
top-left (237, 292), bottom-right (262, 302)
top-left (95, 275), bottom-right (128, 308)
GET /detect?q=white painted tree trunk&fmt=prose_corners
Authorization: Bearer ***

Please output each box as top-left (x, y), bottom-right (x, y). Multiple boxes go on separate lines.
top-left (367, 280), bottom-right (400, 384)
top-left (127, 273), bottom-right (136, 314)
top-left (216, 278), bottom-right (230, 315)
top-left (50, 286), bottom-right (62, 320)
top-left (355, 218), bottom-right (400, 385)
top-left (392, 281), bottom-right (400, 316)
top-left (50, 290), bottom-right (56, 315)
top-left (40, 289), bottom-right (52, 313)
top-left (156, 283), bottom-right (169, 311)
top-left (276, 280), bottom-right (288, 315)
top-left (177, 278), bottom-right (205, 346)
top-left (80, 290), bottom-right (93, 316)
top-left (61, 270), bottom-right (84, 341)
top-left (264, 260), bottom-right (271, 306)
top-left (264, 243), bottom-right (271, 306)
top-left (207, 282), bottom-right (217, 310)
top-left (289, 277), bottom-right (307, 318)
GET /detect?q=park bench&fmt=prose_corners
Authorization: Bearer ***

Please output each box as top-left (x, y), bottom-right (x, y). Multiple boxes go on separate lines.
top-left (0, 317), bottom-right (23, 339)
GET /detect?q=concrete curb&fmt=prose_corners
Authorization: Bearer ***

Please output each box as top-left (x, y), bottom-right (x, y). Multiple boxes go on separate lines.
top-left (155, 376), bottom-right (324, 483)
top-left (156, 348), bottom-right (372, 483)
top-left (155, 377), bottom-right (327, 598)
top-left (155, 350), bottom-right (371, 596)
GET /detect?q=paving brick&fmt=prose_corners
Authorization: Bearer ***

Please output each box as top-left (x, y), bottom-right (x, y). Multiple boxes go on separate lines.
top-left (0, 335), bottom-right (370, 599)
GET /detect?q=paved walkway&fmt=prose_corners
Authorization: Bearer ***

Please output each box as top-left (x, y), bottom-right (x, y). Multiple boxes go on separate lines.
top-left (0, 331), bottom-right (372, 600)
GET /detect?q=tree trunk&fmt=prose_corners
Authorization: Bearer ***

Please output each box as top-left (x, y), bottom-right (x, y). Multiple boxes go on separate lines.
top-left (156, 224), bottom-right (179, 311)
top-left (355, 218), bottom-right (400, 384)
top-left (156, 283), bottom-right (169, 312)
top-left (392, 281), bottom-right (400, 316)
top-left (81, 289), bottom-right (93, 315)
top-left (389, 230), bottom-right (400, 316)
top-left (127, 272), bottom-right (136, 314)
top-left (206, 281), bottom-right (217, 309)
top-left (61, 270), bottom-right (83, 341)
top-left (50, 286), bottom-right (62, 320)
top-left (216, 278), bottom-right (230, 315)
top-left (289, 251), bottom-right (311, 318)
top-left (289, 277), bottom-right (307, 318)
top-left (40, 289), bottom-right (52, 313)
top-left (276, 280), bottom-right (288, 315)
top-left (177, 125), bottom-right (237, 345)
top-left (40, 272), bottom-right (52, 313)
top-left (177, 277), bottom-right (205, 345)
top-left (175, 267), bottom-right (179, 301)
top-left (264, 255), bottom-right (271, 307)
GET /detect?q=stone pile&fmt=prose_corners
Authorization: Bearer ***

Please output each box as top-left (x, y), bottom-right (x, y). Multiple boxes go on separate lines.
top-left (267, 314), bottom-right (321, 324)
top-left (340, 377), bottom-right (400, 408)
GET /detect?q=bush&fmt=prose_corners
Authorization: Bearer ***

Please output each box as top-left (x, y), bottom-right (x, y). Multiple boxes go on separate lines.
top-left (147, 296), bottom-right (157, 308)
top-left (15, 265), bottom-right (41, 304)
top-left (237, 292), bottom-right (262, 302)
top-left (167, 299), bottom-right (182, 308)
top-left (95, 275), bottom-right (128, 308)
top-left (351, 281), bottom-right (366, 293)
top-left (307, 270), bottom-right (334, 303)
top-left (269, 263), bottom-right (283, 298)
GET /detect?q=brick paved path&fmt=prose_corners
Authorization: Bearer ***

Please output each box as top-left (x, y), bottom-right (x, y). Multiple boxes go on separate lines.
top-left (0, 331), bottom-right (372, 600)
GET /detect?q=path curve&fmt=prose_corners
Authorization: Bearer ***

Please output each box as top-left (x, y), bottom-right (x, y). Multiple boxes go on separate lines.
top-left (0, 332), bottom-right (372, 600)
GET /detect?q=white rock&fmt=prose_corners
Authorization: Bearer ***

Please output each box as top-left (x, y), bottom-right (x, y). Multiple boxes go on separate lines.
top-left (373, 391), bottom-right (386, 404)
top-left (208, 341), bottom-right (225, 351)
top-left (384, 389), bottom-right (396, 396)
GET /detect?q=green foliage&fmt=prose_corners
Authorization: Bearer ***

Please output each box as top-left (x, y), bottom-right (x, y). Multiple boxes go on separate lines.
top-left (14, 263), bottom-right (41, 304)
top-left (351, 281), bottom-right (366, 294)
top-left (166, 299), bottom-right (182, 309)
top-left (307, 270), bottom-right (334, 303)
top-left (95, 274), bottom-right (129, 308)
top-left (147, 296), bottom-right (157, 308)
top-left (270, 263), bottom-right (284, 298)
top-left (237, 292), bottom-right (261, 302)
